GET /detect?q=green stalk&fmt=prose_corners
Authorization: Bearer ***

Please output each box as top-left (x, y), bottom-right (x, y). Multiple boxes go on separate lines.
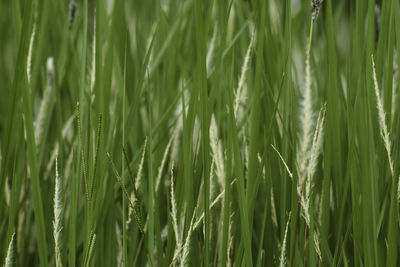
top-left (16, 1), bottom-right (49, 266)
top-left (122, 37), bottom-right (128, 267)
top-left (194, 1), bottom-right (211, 265)
top-left (147, 86), bottom-right (155, 266)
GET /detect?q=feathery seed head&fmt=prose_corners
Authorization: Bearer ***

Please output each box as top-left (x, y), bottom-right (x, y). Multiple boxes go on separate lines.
top-left (311, 0), bottom-right (322, 22)
top-left (170, 163), bottom-right (180, 247)
top-left (271, 144), bottom-right (293, 179)
top-left (307, 104), bottom-right (326, 182)
top-left (135, 138), bottom-right (147, 191)
top-left (27, 24), bottom-right (36, 84)
top-left (279, 213), bottom-right (291, 267)
top-left (298, 44), bottom-right (314, 183)
top-left (180, 207), bottom-right (196, 267)
top-left (4, 233), bottom-right (15, 267)
top-left (371, 55), bottom-right (394, 178)
top-left (314, 232), bottom-right (323, 262)
top-left (53, 157), bottom-right (63, 267)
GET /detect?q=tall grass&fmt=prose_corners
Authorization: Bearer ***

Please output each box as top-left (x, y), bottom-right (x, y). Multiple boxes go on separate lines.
top-left (1, 0), bottom-right (400, 266)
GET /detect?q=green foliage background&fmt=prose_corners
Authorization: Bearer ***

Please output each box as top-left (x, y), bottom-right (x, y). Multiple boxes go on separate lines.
top-left (1, 0), bottom-right (400, 266)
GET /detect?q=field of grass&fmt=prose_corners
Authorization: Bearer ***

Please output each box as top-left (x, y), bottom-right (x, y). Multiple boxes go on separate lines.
top-left (1, 0), bottom-right (400, 266)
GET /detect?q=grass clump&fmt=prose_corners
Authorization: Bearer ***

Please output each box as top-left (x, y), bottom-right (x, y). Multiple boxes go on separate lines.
top-left (1, 0), bottom-right (400, 266)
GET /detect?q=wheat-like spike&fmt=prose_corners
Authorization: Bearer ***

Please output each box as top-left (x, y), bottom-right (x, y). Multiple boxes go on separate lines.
top-left (299, 195), bottom-right (310, 227)
top-left (180, 207), bottom-right (197, 267)
top-left (234, 32), bottom-right (254, 118)
top-left (271, 144), bottom-right (293, 179)
top-left (4, 233), bottom-right (15, 267)
top-left (371, 55), bottom-right (395, 179)
top-left (314, 231), bottom-right (323, 263)
top-left (298, 42), bottom-right (314, 183)
top-left (27, 23), bottom-right (36, 84)
top-left (301, 105), bottom-right (326, 226)
top-left (279, 212), bottom-right (291, 267)
top-left (311, 0), bottom-right (323, 22)
top-left (372, 55), bottom-right (399, 202)
top-left (227, 211), bottom-right (235, 267)
top-left (170, 163), bottom-right (180, 248)
top-left (306, 105), bottom-right (326, 194)
top-left (308, 106), bottom-right (325, 159)
top-left (53, 157), bottom-right (63, 267)
top-left (135, 138), bottom-right (147, 191)
top-left (85, 231), bottom-right (96, 267)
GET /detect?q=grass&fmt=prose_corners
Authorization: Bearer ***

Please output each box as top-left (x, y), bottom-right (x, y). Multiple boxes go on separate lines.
top-left (1, 0), bottom-right (400, 266)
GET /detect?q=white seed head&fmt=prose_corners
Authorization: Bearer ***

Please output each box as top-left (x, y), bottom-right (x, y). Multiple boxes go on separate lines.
top-left (279, 213), bottom-right (291, 267)
top-left (135, 138), bottom-right (147, 191)
top-left (298, 43), bottom-right (314, 184)
top-left (371, 55), bottom-right (394, 179)
top-left (271, 144), bottom-right (293, 179)
top-left (27, 24), bottom-right (36, 84)
top-left (53, 157), bottom-right (63, 267)
top-left (311, 0), bottom-right (323, 22)
top-left (170, 163), bottom-right (180, 248)
top-left (4, 233), bottom-right (15, 267)
top-left (180, 207), bottom-right (196, 267)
